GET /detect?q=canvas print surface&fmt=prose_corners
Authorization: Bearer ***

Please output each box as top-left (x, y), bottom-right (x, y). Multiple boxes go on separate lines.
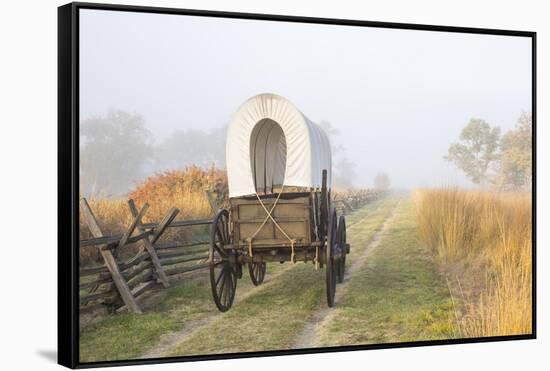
top-left (77, 8), bottom-right (533, 363)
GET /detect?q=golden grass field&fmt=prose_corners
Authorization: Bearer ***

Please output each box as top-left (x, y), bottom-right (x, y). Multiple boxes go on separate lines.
top-left (414, 188), bottom-right (532, 337)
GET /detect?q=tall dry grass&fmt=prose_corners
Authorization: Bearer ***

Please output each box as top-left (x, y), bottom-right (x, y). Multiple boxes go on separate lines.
top-left (414, 188), bottom-right (532, 337)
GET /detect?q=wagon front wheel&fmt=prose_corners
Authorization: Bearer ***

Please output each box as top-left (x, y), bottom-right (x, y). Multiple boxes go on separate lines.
top-left (248, 262), bottom-right (266, 286)
top-left (326, 208), bottom-right (338, 307)
top-left (209, 209), bottom-right (237, 312)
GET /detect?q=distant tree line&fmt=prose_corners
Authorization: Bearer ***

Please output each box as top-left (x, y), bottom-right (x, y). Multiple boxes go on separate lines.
top-left (79, 110), bottom-right (226, 198)
top-left (79, 111), bottom-right (359, 197)
top-left (80, 111), bottom-right (154, 197)
top-left (444, 112), bottom-right (532, 191)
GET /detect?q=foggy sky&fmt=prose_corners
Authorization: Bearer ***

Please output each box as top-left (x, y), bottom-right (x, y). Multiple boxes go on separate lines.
top-left (80, 9), bottom-right (532, 189)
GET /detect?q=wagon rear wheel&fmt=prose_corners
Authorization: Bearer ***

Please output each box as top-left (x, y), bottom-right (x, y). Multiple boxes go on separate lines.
top-left (248, 262), bottom-right (266, 286)
top-left (319, 170), bottom-right (329, 240)
top-left (336, 215), bottom-right (347, 283)
top-left (326, 208), bottom-right (338, 307)
top-left (209, 209), bottom-right (237, 312)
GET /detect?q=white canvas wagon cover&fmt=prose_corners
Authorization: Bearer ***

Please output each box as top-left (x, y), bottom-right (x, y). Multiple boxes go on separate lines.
top-left (226, 93), bottom-right (332, 198)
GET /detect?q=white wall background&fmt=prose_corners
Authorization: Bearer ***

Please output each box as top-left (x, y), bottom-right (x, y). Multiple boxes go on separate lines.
top-left (0, 0), bottom-right (546, 370)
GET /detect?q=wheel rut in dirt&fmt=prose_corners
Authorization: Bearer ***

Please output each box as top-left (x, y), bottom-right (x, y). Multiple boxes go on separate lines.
top-left (291, 202), bottom-right (400, 349)
top-left (140, 264), bottom-right (294, 359)
top-left (141, 201), bottom-right (394, 358)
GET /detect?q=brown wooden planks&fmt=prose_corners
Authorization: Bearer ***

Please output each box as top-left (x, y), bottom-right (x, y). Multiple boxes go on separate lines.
top-left (80, 198), bottom-right (142, 314)
top-left (128, 199), bottom-right (171, 288)
top-left (159, 253), bottom-right (209, 267)
top-left (164, 263), bottom-right (209, 276)
top-left (155, 240), bottom-right (209, 249)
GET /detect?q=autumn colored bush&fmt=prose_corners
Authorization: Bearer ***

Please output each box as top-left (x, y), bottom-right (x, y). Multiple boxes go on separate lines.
top-left (79, 166), bottom-right (228, 265)
top-left (129, 166), bottom-right (228, 222)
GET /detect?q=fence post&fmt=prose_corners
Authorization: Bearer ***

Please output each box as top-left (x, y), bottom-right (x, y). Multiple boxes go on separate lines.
top-left (128, 199), bottom-right (175, 288)
top-left (204, 191), bottom-right (218, 214)
top-left (118, 203), bottom-right (149, 249)
top-left (80, 198), bottom-right (142, 314)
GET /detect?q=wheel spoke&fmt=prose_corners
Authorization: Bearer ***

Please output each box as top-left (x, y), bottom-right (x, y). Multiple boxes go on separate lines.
top-left (215, 266), bottom-right (225, 287)
top-left (222, 270), bottom-right (231, 306)
top-left (214, 243), bottom-right (225, 257)
top-left (224, 219), bottom-right (230, 244)
top-left (222, 218), bottom-right (229, 244)
top-left (219, 270), bottom-right (227, 301)
top-left (217, 224), bottom-right (222, 244)
top-left (248, 261), bottom-right (266, 286)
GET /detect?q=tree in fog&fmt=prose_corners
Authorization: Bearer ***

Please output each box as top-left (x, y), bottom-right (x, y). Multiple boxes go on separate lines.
top-left (333, 157), bottom-right (357, 189)
top-left (497, 112), bottom-right (532, 190)
top-left (319, 120), bottom-right (344, 155)
top-left (319, 120), bottom-right (355, 188)
top-left (444, 119), bottom-right (501, 185)
top-left (374, 173), bottom-right (391, 190)
top-left (80, 110), bottom-right (153, 197)
top-left (154, 127), bottom-right (227, 172)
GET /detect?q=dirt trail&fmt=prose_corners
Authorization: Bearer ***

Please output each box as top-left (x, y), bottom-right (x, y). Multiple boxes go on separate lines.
top-left (291, 202), bottom-right (400, 349)
top-left (140, 264), bottom-right (295, 359)
top-left (141, 200), bottom-right (392, 358)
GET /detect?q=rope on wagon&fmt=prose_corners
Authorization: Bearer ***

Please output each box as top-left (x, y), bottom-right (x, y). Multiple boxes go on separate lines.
top-left (314, 245), bottom-right (319, 270)
top-left (245, 188), bottom-right (283, 258)
top-left (246, 185), bottom-right (298, 263)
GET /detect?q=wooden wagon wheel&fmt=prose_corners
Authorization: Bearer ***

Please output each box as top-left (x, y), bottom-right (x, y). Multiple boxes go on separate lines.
top-left (248, 262), bottom-right (266, 286)
top-left (336, 215), bottom-right (347, 283)
top-left (319, 170), bottom-right (329, 240)
top-left (209, 209), bottom-right (238, 312)
top-left (326, 207), bottom-right (338, 307)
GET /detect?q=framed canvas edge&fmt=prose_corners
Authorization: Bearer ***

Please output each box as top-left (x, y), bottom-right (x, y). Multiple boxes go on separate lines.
top-left (58, 3), bottom-right (79, 369)
top-left (57, 2), bottom-right (537, 369)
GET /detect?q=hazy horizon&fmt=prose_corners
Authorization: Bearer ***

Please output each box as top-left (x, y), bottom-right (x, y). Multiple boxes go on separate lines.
top-left (79, 9), bottom-right (532, 194)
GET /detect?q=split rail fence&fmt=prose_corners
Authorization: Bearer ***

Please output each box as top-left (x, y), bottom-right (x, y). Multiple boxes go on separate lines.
top-left (79, 189), bottom-right (384, 314)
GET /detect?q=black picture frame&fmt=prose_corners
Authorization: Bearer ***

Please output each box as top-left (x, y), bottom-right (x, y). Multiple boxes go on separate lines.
top-left (58, 2), bottom-right (537, 368)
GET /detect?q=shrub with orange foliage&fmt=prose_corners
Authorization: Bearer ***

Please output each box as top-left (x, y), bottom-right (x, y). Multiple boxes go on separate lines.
top-left (129, 166), bottom-right (228, 222)
top-left (79, 166), bottom-right (228, 265)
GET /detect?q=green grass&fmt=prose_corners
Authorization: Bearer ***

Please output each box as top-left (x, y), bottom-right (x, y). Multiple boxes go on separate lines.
top-left (80, 313), bottom-right (179, 362)
top-left (79, 245), bottom-right (306, 362)
top-left (78, 197), bottom-right (400, 362)
top-left (316, 199), bottom-right (457, 346)
top-left (79, 276), bottom-right (221, 362)
top-left (166, 198), bottom-right (399, 356)
top-left (167, 264), bottom-right (326, 355)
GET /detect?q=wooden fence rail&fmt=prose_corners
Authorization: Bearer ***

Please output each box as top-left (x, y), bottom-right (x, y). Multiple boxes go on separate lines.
top-left (79, 197), bottom-right (212, 314)
top-left (78, 189), bottom-right (384, 315)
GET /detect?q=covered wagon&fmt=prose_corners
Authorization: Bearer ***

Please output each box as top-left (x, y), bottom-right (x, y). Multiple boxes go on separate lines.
top-left (209, 93), bottom-right (349, 311)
